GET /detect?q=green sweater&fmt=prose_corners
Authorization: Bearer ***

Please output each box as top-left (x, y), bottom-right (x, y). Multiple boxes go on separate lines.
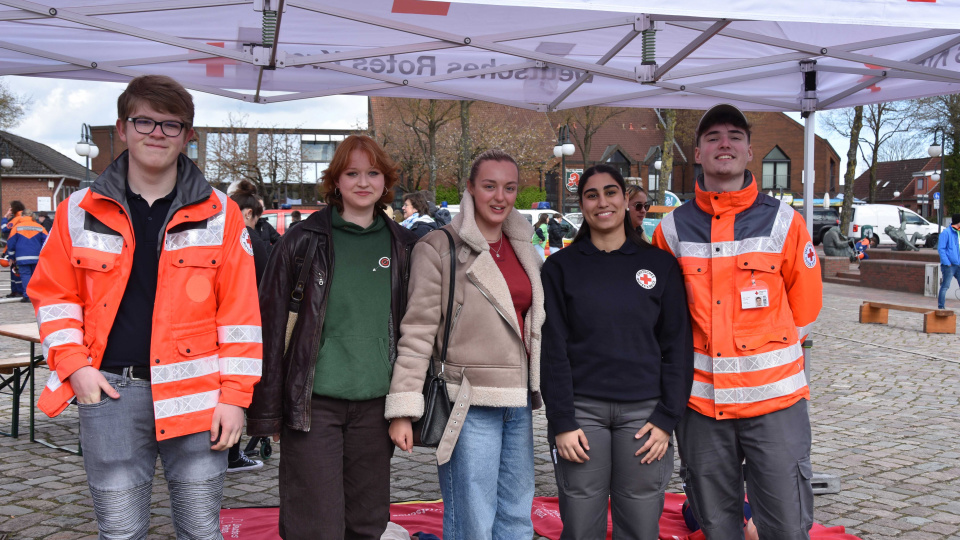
top-left (313, 209), bottom-right (393, 400)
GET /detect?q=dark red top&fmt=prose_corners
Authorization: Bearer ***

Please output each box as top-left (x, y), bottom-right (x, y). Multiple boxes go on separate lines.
top-left (489, 235), bottom-right (532, 341)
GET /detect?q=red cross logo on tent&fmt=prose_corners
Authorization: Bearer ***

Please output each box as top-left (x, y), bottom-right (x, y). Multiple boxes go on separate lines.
top-left (803, 242), bottom-right (817, 268)
top-left (636, 269), bottom-right (657, 289)
top-left (392, 0), bottom-right (450, 15)
top-left (857, 62), bottom-right (885, 93)
top-left (566, 171), bottom-right (580, 191)
top-left (189, 42), bottom-right (238, 77)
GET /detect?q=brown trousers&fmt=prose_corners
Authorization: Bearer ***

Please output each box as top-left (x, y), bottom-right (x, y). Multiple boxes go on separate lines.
top-left (278, 395), bottom-right (394, 540)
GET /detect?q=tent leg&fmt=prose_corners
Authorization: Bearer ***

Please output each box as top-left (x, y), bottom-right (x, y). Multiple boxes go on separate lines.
top-left (803, 112), bottom-right (816, 238)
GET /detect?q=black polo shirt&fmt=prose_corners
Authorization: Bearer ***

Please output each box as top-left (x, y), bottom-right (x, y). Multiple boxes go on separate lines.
top-left (100, 182), bottom-right (177, 370)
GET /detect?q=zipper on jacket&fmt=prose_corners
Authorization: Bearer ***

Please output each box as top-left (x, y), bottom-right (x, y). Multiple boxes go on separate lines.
top-left (468, 278), bottom-right (525, 360)
top-left (449, 303), bottom-right (463, 337)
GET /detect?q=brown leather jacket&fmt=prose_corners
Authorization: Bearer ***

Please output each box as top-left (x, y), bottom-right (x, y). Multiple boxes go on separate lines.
top-left (247, 206), bottom-right (417, 436)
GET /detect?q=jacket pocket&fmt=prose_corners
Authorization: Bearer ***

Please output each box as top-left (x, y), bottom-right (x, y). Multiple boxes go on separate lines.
top-left (733, 253), bottom-right (792, 334)
top-left (313, 336), bottom-right (392, 400)
top-left (71, 253), bottom-right (118, 273)
top-left (177, 330), bottom-right (219, 358)
top-left (171, 248), bottom-right (222, 269)
top-left (680, 261), bottom-right (710, 350)
top-left (733, 329), bottom-right (794, 353)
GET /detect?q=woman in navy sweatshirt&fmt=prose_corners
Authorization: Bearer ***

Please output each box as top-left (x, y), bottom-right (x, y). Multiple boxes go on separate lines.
top-left (540, 164), bottom-right (694, 539)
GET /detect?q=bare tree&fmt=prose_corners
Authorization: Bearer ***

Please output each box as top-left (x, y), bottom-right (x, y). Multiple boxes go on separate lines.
top-left (458, 100), bottom-right (474, 192)
top-left (0, 79), bottom-right (28, 129)
top-left (202, 114), bottom-right (305, 207)
top-left (914, 95), bottom-right (960, 216)
top-left (823, 101), bottom-right (915, 203)
top-left (838, 106), bottom-right (864, 234)
top-left (392, 99), bottom-right (459, 192)
top-left (877, 132), bottom-right (926, 162)
top-left (660, 109), bottom-right (677, 190)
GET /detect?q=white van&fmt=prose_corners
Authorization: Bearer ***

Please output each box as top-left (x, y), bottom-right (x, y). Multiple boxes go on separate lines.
top-left (846, 204), bottom-right (939, 247)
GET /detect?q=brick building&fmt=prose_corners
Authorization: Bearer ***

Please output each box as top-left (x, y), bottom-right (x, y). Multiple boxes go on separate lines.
top-left (852, 157), bottom-right (945, 220)
top-left (0, 130), bottom-right (88, 215)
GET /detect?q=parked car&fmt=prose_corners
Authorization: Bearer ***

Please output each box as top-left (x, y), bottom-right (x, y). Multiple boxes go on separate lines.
top-left (262, 208), bottom-right (319, 235)
top-left (844, 204), bottom-right (938, 247)
top-left (799, 207), bottom-right (841, 246)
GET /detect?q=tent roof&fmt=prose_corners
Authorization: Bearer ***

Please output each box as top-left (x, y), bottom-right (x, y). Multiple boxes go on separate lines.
top-left (2, 0), bottom-right (960, 112)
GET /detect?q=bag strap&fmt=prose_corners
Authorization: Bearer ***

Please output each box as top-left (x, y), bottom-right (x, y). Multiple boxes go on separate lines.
top-left (437, 228), bottom-right (457, 366)
top-left (289, 232), bottom-right (320, 314)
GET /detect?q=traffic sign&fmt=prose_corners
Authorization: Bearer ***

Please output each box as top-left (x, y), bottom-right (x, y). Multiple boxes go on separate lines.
top-left (934, 198), bottom-right (940, 209)
top-left (934, 192), bottom-right (941, 200)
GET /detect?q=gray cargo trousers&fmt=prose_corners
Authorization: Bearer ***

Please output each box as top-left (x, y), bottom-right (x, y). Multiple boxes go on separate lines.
top-left (677, 399), bottom-right (814, 540)
top-left (551, 397), bottom-right (672, 540)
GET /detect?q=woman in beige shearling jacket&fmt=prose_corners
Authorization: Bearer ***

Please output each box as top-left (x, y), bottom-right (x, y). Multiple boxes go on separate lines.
top-left (386, 150), bottom-right (544, 540)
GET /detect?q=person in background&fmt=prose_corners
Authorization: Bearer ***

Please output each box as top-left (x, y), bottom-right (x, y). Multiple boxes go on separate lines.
top-left (224, 179), bottom-right (270, 472)
top-left (547, 212), bottom-right (568, 253)
top-left (27, 74), bottom-right (261, 540)
top-left (37, 211), bottom-right (54, 232)
top-left (1, 200), bottom-right (26, 298)
top-left (255, 197), bottom-right (281, 251)
top-left (287, 209), bottom-right (302, 231)
top-left (434, 200), bottom-right (452, 226)
top-left (541, 164), bottom-right (692, 539)
top-left (653, 104), bottom-right (822, 540)
top-left (400, 191), bottom-right (439, 239)
top-left (533, 213), bottom-right (549, 259)
top-left (387, 149), bottom-right (545, 540)
top-left (7, 209), bottom-right (47, 303)
top-left (937, 213), bottom-right (960, 309)
top-left (625, 184), bottom-right (651, 241)
top-left (249, 135), bottom-right (417, 539)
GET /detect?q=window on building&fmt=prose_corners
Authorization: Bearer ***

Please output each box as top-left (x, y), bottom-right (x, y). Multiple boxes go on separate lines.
top-left (762, 146), bottom-right (790, 190)
top-left (604, 150), bottom-right (631, 182)
top-left (917, 178), bottom-right (924, 190)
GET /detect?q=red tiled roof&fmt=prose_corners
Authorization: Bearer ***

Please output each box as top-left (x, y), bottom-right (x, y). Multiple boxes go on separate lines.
top-left (852, 157), bottom-right (938, 201)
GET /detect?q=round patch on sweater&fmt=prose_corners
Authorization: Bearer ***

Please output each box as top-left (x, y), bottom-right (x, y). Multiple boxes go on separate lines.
top-left (379, 257), bottom-right (390, 268)
top-left (636, 269), bottom-right (656, 289)
top-left (803, 241), bottom-right (817, 268)
top-left (186, 275), bottom-right (212, 302)
top-left (240, 228), bottom-right (253, 257)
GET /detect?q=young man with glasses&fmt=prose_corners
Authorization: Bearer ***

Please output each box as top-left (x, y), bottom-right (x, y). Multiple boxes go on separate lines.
top-left (28, 75), bottom-right (262, 538)
top-left (653, 104), bottom-right (822, 540)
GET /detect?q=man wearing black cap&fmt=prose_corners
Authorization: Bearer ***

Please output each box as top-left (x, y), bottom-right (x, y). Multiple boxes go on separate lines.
top-left (937, 213), bottom-right (960, 309)
top-left (653, 104), bottom-right (823, 540)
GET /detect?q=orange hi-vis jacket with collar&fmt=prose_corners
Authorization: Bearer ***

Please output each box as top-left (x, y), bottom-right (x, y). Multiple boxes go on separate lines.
top-left (29, 152), bottom-right (262, 441)
top-left (652, 172), bottom-right (822, 420)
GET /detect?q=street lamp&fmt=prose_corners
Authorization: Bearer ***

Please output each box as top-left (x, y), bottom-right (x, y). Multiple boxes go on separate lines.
top-left (75, 123), bottom-right (99, 189)
top-left (553, 125), bottom-right (575, 213)
top-left (0, 139), bottom-right (13, 213)
top-left (928, 130), bottom-right (943, 234)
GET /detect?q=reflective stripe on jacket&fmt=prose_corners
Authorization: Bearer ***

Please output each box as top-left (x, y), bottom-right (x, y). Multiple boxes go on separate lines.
top-left (652, 172), bottom-right (822, 420)
top-left (29, 152), bottom-right (262, 441)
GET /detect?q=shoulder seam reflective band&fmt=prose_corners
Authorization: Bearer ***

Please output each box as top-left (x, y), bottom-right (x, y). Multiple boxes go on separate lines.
top-left (15, 255), bottom-right (39, 263)
top-left (154, 389), bottom-right (220, 419)
top-left (674, 201), bottom-right (796, 259)
top-left (217, 325), bottom-right (262, 344)
top-left (694, 342), bottom-right (802, 374)
top-left (659, 211), bottom-right (680, 255)
top-left (691, 371), bottom-right (807, 405)
top-left (151, 355), bottom-right (220, 384)
top-left (37, 303), bottom-right (84, 326)
top-left (219, 356), bottom-right (262, 377)
top-left (17, 226), bottom-right (44, 233)
top-left (68, 189), bottom-right (124, 255)
top-left (42, 328), bottom-right (84, 357)
top-left (164, 190), bottom-right (229, 251)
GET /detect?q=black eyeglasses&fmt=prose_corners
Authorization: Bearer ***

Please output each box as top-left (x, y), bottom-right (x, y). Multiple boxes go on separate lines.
top-left (633, 202), bottom-right (652, 211)
top-left (127, 117), bottom-right (186, 137)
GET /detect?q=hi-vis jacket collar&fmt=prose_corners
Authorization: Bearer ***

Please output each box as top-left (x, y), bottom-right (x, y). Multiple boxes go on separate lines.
top-left (694, 171), bottom-right (760, 216)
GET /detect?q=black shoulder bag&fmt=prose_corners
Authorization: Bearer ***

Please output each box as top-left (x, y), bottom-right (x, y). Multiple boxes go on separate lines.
top-left (412, 229), bottom-right (456, 448)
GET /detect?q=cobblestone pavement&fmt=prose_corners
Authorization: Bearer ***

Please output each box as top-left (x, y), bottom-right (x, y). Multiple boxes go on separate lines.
top-left (1, 281), bottom-right (959, 539)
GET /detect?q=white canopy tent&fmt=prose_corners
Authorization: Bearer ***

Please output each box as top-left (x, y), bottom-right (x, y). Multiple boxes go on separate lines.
top-left (2, 0), bottom-right (960, 228)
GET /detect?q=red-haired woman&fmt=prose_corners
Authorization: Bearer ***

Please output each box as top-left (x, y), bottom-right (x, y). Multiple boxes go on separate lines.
top-left (248, 135), bottom-right (418, 539)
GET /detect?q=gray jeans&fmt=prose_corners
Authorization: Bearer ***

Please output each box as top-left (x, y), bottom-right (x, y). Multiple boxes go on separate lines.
top-left (79, 370), bottom-right (228, 540)
top-left (551, 397), bottom-right (672, 540)
top-left (677, 400), bottom-right (813, 540)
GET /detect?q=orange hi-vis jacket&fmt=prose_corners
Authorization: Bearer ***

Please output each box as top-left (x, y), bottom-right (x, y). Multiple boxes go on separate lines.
top-left (29, 152), bottom-right (262, 440)
top-left (652, 173), bottom-right (822, 420)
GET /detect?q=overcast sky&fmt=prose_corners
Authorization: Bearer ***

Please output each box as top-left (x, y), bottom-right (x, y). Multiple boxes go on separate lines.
top-left (3, 74), bottom-right (862, 185)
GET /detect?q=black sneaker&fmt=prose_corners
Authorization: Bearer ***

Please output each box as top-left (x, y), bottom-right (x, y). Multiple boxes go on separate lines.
top-left (20, 297), bottom-right (31, 303)
top-left (5, 292), bottom-right (21, 298)
top-left (227, 450), bottom-right (263, 472)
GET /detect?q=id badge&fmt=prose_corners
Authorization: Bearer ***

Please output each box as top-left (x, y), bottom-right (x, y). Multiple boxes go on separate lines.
top-left (740, 278), bottom-right (769, 310)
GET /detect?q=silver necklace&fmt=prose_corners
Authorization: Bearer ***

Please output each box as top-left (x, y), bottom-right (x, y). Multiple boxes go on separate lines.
top-left (490, 233), bottom-right (505, 259)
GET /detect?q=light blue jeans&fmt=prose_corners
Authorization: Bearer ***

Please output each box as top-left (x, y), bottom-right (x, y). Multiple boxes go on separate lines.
top-left (938, 264), bottom-right (960, 309)
top-left (79, 370), bottom-right (228, 540)
top-left (437, 398), bottom-right (535, 540)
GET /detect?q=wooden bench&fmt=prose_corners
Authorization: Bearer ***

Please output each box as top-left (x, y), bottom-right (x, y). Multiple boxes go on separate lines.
top-left (0, 356), bottom-right (34, 438)
top-left (859, 302), bottom-right (957, 334)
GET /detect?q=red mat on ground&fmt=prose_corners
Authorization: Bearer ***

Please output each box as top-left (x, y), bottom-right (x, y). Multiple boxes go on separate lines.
top-left (219, 495), bottom-right (861, 540)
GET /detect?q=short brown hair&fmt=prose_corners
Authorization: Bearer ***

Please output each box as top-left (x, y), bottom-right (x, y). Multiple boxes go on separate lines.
top-left (403, 192), bottom-right (432, 216)
top-left (469, 148), bottom-right (519, 185)
top-left (320, 135), bottom-right (397, 212)
top-left (117, 75), bottom-right (195, 130)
